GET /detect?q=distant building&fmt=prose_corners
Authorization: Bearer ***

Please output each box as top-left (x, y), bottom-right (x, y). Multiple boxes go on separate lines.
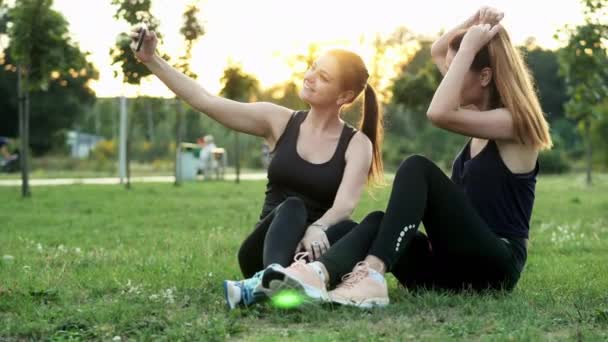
top-left (66, 131), bottom-right (104, 159)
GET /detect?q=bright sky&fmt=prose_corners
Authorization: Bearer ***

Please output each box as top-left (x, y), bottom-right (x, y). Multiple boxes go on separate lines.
top-left (51, 0), bottom-right (586, 98)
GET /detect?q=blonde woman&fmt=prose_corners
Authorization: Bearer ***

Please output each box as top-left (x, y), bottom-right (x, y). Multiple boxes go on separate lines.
top-left (262, 7), bottom-right (552, 308)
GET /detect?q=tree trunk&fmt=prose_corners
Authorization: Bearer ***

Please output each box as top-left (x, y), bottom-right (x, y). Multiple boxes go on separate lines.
top-left (146, 99), bottom-right (155, 142)
top-left (95, 106), bottom-right (101, 136)
top-left (17, 64), bottom-right (31, 198)
top-left (174, 100), bottom-right (184, 186)
top-left (126, 129), bottom-right (131, 190)
top-left (118, 96), bottom-right (128, 184)
top-left (126, 99), bottom-right (132, 190)
top-left (585, 119), bottom-right (592, 185)
top-left (234, 131), bottom-right (240, 184)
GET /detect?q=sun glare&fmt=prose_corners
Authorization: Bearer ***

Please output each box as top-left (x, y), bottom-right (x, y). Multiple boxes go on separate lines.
top-left (49, 0), bottom-right (585, 98)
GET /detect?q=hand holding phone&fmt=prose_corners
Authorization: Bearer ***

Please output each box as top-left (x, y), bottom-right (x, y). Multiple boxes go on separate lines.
top-left (136, 24), bottom-right (147, 52)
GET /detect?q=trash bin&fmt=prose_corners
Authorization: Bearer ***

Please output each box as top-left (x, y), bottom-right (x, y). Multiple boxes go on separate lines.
top-left (178, 143), bottom-right (201, 181)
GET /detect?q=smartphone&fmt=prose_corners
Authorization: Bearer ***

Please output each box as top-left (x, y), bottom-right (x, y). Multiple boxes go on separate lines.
top-left (136, 27), bottom-right (146, 52)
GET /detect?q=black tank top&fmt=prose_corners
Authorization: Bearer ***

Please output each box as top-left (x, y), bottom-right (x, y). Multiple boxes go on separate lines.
top-left (261, 111), bottom-right (357, 223)
top-left (451, 140), bottom-right (538, 239)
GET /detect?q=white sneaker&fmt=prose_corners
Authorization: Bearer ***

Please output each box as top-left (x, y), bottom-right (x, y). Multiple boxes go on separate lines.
top-left (262, 253), bottom-right (329, 302)
top-left (328, 262), bottom-right (389, 308)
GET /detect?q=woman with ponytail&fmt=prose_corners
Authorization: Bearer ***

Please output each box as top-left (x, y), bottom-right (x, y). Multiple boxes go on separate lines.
top-left (129, 27), bottom-right (383, 309)
top-left (224, 50), bottom-right (383, 309)
top-left (263, 6), bottom-right (551, 308)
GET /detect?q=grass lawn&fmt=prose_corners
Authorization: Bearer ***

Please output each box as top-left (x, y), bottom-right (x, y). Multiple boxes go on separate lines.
top-left (1, 174), bottom-right (607, 341)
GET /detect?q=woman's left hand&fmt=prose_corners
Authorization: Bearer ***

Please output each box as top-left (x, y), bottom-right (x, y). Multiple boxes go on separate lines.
top-left (460, 23), bottom-right (502, 54)
top-left (296, 226), bottom-right (330, 260)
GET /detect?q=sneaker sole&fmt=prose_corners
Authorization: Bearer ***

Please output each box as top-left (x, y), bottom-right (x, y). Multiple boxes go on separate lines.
top-left (330, 296), bottom-right (389, 308)
top-left (222, 280), bottom-right (239, 310)
top-left (262, 268), bottom-right (329, 302)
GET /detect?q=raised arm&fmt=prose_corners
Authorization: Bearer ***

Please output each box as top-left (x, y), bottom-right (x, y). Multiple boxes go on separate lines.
top-left (427, 23), bottom-right (515, 141)
top-left (431, 7), bottom-right (503, 75)
top-left (129, 26), bottom-right (292, 146)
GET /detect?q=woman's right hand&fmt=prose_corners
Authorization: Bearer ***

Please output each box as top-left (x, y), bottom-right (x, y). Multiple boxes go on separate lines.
top-left (460, 23), bottom-right (502, 54)
top-left (472, 6), bottom-right (504, 26)
top-left (296, 226), bottom-right (330, 261)
top-left (129, 24), bottom-right (158, 64)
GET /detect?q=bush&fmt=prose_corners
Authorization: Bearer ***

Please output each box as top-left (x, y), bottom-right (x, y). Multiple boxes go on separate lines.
top-left (539, 149), bottom-right (570, 174)
top-left (87, 140), bottom-right (117, 173)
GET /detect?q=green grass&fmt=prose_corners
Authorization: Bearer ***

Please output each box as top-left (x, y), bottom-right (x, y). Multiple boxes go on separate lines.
top-left (1, 174), bottom-right (607, 341)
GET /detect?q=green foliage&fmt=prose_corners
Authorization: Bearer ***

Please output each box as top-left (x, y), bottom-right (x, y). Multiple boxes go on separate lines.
top-left (109, 0), bottom-right (160, 85)
top-left (219, 63), bottom-right (260, 102)
top-left (0, 50), bottom-right (97, 154)
top-left (367, 26), bottom-right (418, 102)
top-left (179, 4), bottom-right (204, 43)
top-left (218, 63), bottom-right (264, 169)
top-left (259, 81), bottom-right (306, 111)
top-left (590, 99), bottom-right (608, 167)
top-left (7, 0), bottom-right (93, 90)
top-left (0, 0), bottom-right (98, 153)
top-left (175, 3), bottom-right (204, 79)
top-left (384, 42), bottom-right (466, 169)
top-left (539, 149), bottom-right (571, 174)
top-left (557, 0), bottom-right (608, 122)
top-left (0, 2), bottom-right (8, 34)
top-left (521, 44), bottom-right (569, 121)
top-left (555, 0), bottom-right (608, 179)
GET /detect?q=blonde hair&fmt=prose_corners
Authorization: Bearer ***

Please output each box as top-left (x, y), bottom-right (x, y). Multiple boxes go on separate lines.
top-left (450, 28), bottom-right (553, 150)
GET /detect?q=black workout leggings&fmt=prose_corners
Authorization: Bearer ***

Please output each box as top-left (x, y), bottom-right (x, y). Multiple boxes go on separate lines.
top-left (238, 197), bottom-right (357, 278)
top-left (319, 155), bottom-right (527, 291)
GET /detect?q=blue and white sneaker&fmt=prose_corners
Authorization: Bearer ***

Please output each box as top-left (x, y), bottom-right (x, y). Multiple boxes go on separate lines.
top-left (223, 264), bottom-right (284, 309)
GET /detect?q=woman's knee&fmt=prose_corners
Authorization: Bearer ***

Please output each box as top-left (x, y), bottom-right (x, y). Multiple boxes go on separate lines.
top-left (398, 154), bottom-right (432, 172)
top-left (359, 211), bottom-right (385, 234)
top-left (279, 196), bottom-right (306, 212)
top-left (277, 197), bottom-right (307, 221)
top-left (362, 210), bottom-right (384, 224)
top-left (395, 155), bottom-right (437, 179)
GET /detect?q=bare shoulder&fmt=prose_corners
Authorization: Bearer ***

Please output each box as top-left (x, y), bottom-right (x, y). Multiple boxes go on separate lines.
top-left (495, 140), bottom-right (539, 174)
top-left (256, 102), bottom-right (293, 121)
top-left (345, 131), bottom-right (373, 161)
top-left (263, 103), bottom-right (296, 148)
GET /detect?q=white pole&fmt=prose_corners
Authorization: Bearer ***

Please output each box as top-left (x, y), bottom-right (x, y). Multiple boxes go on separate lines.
top-left (118, 96), bottom-right (127, 183)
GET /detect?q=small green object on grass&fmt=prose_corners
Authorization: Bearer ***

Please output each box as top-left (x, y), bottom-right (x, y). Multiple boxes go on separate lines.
top-left (271, 290), bottom-right (305, 309)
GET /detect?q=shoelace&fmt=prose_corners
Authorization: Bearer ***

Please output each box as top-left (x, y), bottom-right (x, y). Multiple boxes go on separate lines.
top-left (337, 261), bottom-right (370, 289)
top-left (289, 252), bottom-right (310, 269)
top-left (242, 271), bottom-right (264, 304)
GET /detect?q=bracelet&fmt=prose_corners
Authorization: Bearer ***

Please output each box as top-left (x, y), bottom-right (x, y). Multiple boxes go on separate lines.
top-left (311, 223), bottom-right (329, 231)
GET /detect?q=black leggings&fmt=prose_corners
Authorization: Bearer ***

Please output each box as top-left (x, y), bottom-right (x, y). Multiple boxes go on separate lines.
top-left (238, 197), bottom-right (357, 278)
top-left (319, 155), bottom-right (527, 291)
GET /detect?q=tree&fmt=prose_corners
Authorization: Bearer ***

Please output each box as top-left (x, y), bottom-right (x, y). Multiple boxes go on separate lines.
top-left (219, 63), bottom-right (260, 183)
top-left (390, 41), bottom-right (441, 133)
top-left (259, 81), bottom-right (306, 110)
top-left (110, 0), bottom-right (161, 189)
top-left (4, 0), bottom-right (96, 197)
top-left (1, 49), bottom-right (98, 154)
top-left (367, 27), bottom-right (418, 103)
top-left (174, 1), bottom-right (204, 186)
top-left (385, 41), bottom-right (467, 170)
top-left (556, 0), bottom-right (608, 184)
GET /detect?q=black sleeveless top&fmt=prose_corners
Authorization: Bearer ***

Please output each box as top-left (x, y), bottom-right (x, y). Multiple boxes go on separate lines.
top-left (451, 140), bottom-right (538, 239)
top-left (261, 111), bottom-right (357, 223)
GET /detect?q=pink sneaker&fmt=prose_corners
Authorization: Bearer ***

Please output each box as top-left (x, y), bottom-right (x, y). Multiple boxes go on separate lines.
top-left (262, 252), bottom-right (329, 302)
top-left (328, 262), bottom-right (389, 308)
